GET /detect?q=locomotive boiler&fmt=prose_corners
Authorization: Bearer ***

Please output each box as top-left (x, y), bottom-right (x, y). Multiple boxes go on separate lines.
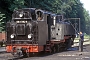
top-left (6, 8), bottom-right (75, 57)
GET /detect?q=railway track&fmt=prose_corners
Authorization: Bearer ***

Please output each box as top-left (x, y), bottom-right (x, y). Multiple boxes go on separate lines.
top-left (0, 38), bottom-right (90, 60)
top-left (72, 38), bottom-right (90, 47)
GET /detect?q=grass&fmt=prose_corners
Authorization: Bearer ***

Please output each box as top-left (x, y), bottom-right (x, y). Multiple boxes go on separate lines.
top-left (75, 34), bottom-right (90, 41)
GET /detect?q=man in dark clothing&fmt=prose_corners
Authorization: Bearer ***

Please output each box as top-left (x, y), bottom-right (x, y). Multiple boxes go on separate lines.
top-left (80, 32), bottom-right (84, 41)
top-left (79, 32), bottom-right (84, 52)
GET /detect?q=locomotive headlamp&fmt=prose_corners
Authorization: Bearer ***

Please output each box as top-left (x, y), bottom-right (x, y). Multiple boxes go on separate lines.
top-left (28, 34), bottom-right (32, 39)
top-left (19, 13), bottom-right (23, 17)
top-left (10, 34), bottom-right (14, 38)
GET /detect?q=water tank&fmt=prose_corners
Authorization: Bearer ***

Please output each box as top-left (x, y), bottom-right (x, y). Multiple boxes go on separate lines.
top-left (51, 23), bottom-right (64, 40)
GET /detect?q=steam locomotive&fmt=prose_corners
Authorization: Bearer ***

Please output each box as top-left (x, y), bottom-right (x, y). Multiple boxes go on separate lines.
top-left (6, 8), bottom-right (75, 57)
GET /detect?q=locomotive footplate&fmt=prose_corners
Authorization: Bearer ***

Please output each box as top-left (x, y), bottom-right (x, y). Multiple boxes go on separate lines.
top-left (50, 40), bottom-right (65, 44)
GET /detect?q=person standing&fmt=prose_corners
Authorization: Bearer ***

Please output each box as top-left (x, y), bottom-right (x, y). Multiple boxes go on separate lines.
top-left (79, 32), bottom-right (84, 52)
top-left (80, 32), bottom-right (84, 41)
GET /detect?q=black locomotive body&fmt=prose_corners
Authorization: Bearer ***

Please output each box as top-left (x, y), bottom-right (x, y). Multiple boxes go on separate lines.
top-left (6, 8), bottom-right (75, 57)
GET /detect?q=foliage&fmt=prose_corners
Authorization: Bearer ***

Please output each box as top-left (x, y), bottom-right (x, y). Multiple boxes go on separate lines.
top-left (0, 0), bottom-right (90, 33)
top-left (83, 9), bottom-right (90, 34)
top-left (9, 0), bottom-right (25, 11)
top-left (0, 12), bottom-right (6, 32)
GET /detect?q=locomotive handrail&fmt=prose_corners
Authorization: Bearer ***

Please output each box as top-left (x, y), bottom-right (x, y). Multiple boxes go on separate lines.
top-left (12, 18), bottom-right (31, 20)
top-left (11, 40), bottom-right (32, 41)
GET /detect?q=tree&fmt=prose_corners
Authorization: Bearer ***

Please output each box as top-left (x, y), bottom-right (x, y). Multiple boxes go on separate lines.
top-left (83, 9), bottom-right (90, 34)
top-left (24, 0), bottom-right (53, 11)
top-left (0, 0), bottom-right (89, 33)
top-left (0, 12), bottom-right (6, 32)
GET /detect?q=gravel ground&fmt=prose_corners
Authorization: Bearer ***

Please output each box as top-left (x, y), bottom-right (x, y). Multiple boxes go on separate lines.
top-left (0, 46), bottom-right (90, 60)
top-left (0, 39), bottom-right (90, 60)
